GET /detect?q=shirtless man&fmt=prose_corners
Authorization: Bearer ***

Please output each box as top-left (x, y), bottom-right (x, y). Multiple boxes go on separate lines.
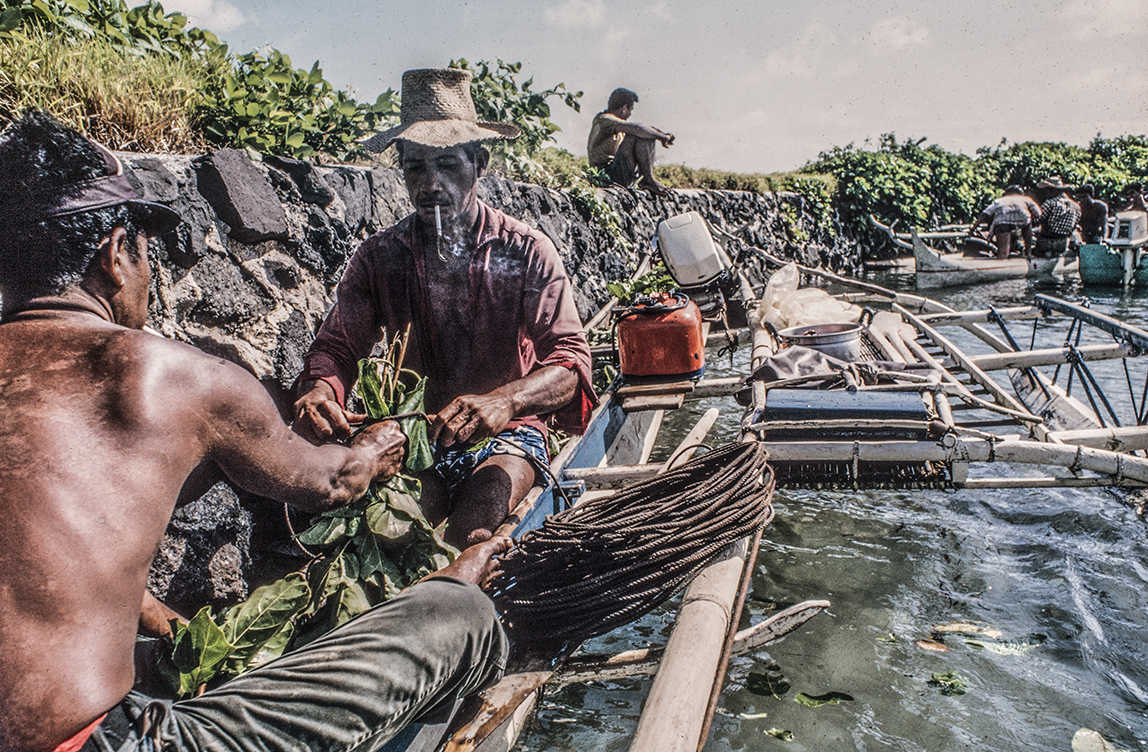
top-left (587, 87), bottom-right (675, 196)
top-left (0, 112), bottom-right (508, 752)
top-left (968, 185), bottom-right (1042, 258)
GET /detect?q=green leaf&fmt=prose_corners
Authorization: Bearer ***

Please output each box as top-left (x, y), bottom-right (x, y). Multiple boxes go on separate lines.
top-left (170, 606), bottom-right (233, 697)
top-left (328, 580), bottom-right (373, 628)
top-left (928, 671), bottom-right (968, 696)
top-left (219, 573), bottom-right (311, 675)
top-left (296, 514), bottom-right (349, 546)
top-left (244, 621), bottom-right (294, 671)
top-left (746, 669), bottom-right (790, 699)
top-left (794, 691), bottom-right (854, 708)
top-left (355, 359), bottom-right (388, 418)
top-left (0, 8), bottom-right (21, 31)
top-left (365, 502), bottom-right (414, 545)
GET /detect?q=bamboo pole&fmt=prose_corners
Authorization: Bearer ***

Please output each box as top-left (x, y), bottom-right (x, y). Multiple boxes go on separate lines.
top-left (629, 281), bottom-right (766, 752)
top-left (919, 306), bottom-right (1040, 326)
top-left (968, 343), bottom-right (1131, 372)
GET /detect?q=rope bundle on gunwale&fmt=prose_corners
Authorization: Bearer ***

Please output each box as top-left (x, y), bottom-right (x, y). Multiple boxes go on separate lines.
top-left (488, 441), bottom-right (775, 647)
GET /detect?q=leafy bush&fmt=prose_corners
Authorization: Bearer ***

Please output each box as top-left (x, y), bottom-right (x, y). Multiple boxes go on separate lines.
top-left (0, 25), bottom-right (206, 150)
top-left (0, 0), bottom-right (398, 159)
top-left (451, 58), bottom-right (581, 159)
top-left (804, 133), bottom-right (1148, 253)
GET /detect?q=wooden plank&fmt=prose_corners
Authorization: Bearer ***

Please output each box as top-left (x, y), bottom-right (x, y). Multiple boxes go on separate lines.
top-left (622, 394), bottom-right (686, 412)
top-left (564, 463), bottom-right (661, 489)
top-left (617, 381), bottom-right (695, 398)
top-left (691, 376), bottom-right (743, 398)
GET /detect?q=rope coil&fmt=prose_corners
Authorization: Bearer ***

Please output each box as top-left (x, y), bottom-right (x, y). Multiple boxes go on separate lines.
top-left (488, 441), bottom-right (776, 648)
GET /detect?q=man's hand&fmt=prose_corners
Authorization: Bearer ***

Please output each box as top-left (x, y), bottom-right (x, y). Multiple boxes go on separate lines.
top-left (660, 132), bottom-right (675, 147)
top-left (427, 535), bottom-right (513, 588)
top-left (293, 380), bottom-right (366, 443)
top-left (351, 420), bottom-right (407, 481)
top-left (429, 392), bottom-right (516, 448)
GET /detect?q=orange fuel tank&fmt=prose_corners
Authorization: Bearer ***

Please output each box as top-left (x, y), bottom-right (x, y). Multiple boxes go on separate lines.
top-left (616, 291), bottom-right (706, 380)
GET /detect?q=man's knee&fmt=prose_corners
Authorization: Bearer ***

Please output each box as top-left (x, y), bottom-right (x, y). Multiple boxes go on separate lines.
top-left (407, 579), bottom-right (501, 637)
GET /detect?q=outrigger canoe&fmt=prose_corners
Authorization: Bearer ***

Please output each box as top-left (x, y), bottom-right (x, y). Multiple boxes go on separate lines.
top-left (391, 234), bottom-right (1148, 752)
top-left (869, 215), bottom-right (1078, 289)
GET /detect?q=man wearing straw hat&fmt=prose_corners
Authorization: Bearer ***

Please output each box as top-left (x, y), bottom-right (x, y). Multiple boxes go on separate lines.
top-left (295, 68), bottom-right (595, 549)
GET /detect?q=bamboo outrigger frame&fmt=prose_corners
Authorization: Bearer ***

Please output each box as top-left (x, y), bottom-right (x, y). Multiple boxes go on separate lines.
top-left (415, 240), bottom-right (1148, 752)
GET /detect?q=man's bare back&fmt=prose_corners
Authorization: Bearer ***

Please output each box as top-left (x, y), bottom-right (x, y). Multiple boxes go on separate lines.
top-left (0, 307), bottom-right (411, 750)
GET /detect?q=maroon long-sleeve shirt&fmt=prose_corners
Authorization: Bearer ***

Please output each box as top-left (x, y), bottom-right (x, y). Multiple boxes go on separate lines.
top-left (299, 202), bottom-right (596, 436)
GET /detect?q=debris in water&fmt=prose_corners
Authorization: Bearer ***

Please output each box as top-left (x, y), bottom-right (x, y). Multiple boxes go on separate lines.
top-left (933, 622), bottom-right (1003, 640)
top-left (1072, 727), bottom-right (1129, 752)
top-left (928, 671), bottom-right (968, 696)
top-left (737, 711), bottom-right (770, 720)
top-left (877, 632), bottom-right (897, 643)
top-left (963, 638), bottom-right (1040, 656)
top-left (915, 639), bottom-right (949, 652)
top-left (766, 728), bottom-right (794, 741)
top-left (794, 691), bottom-right (854, 708)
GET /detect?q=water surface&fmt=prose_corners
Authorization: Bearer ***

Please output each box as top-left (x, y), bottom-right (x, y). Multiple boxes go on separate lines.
top-left (520, 270), bottom-right (1148, 751)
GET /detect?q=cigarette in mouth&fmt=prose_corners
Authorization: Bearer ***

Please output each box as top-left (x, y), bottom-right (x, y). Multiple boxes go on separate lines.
top-left (435, 205), bottom-right (446, 261)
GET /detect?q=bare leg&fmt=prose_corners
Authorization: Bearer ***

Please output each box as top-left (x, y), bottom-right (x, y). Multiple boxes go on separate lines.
top-left (629, 136), bottom-right (670, 196)
top-left (447, 454), bottom-right (536, 548)
top-left (995, 231), bottom-right (1011, 259)
top-left (417, 470), bottom-right (451, 528)
top-left (1022, 226), bottom-right (1034, 256)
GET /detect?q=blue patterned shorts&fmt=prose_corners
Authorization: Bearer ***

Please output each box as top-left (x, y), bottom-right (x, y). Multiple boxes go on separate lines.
top-left (433, 425), bottom-right (550, 494)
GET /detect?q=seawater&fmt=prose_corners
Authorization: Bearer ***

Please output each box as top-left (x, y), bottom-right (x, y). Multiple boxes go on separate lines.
top-left (519, 270), bottom-right (1148, 751)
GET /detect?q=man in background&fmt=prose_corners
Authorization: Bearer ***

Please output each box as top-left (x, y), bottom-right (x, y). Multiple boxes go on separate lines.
top-left (1034, 177), bottom-right (1081, 257)
top-left (969, 185), bottom-right (1043, 258)
top-left (587, 87), bottom-right (675, 196)
top-left (1076, 184), bottom-right (1109, 244)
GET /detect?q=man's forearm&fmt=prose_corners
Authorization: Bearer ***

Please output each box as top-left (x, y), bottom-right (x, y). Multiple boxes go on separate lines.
top-left (492, 366), bottom-right (579, 418)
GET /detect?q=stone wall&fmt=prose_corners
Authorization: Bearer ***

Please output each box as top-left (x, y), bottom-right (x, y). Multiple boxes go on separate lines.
top-left (124, 148), bottom-right (855, 611)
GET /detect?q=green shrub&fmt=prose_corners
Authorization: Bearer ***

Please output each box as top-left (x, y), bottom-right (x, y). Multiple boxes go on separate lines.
top-left (0, 25), bottom-right (207, 150)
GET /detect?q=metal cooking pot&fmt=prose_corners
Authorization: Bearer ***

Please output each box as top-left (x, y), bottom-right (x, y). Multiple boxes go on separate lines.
top-left (767, 309), bottom-right (873, 362)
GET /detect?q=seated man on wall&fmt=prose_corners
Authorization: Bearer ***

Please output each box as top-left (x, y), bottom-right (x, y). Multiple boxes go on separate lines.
top-left (586, 87), bottom-right (675, 196)
top-left (1033, 177), bottom-right (1081, 257)
top-left (0, 112), bottom-right (509, 752)
top-left (968, 185), bottom-right (1042, 259)
top-left (295, 68), bottom-right (596, 549)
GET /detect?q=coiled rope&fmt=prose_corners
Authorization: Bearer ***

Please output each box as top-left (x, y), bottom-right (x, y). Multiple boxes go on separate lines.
top-left (488, 441), bottom-right (776, 648)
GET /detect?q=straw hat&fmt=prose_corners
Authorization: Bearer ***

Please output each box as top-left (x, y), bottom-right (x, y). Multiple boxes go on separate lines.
top-left (360, 68), bottom-right (520, 153)
top-left (1035, 176), bottom-right (1074, 193)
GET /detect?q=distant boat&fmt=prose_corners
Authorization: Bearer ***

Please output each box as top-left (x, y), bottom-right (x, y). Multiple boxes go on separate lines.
top-left (869, 215), bottom-right (1078, 289)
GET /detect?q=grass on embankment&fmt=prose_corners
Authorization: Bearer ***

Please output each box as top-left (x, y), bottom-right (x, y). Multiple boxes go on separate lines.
top-left (0, 27), bottom-right (211, 152)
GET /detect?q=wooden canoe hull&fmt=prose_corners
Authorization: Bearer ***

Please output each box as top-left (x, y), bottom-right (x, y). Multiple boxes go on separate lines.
top-left (913, 233), bottom-right (1077, 289)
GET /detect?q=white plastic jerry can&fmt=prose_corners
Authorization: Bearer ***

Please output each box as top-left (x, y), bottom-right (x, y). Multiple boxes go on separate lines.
top-left (656, 211), bottom-right (731, 287)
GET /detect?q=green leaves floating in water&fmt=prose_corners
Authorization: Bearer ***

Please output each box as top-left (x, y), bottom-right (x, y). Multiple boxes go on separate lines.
top-left (794, 691), bottom-right (854, 708)
top-left (928, 670), bottom-right (968, 696)
top-left (746, 667), bottom-right (791, 699)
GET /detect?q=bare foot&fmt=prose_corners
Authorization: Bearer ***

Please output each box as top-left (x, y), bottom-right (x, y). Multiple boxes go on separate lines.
top-left (429, 535), bottom-right (512, 587)
top-left (641, 178), bottom-right (671, 197)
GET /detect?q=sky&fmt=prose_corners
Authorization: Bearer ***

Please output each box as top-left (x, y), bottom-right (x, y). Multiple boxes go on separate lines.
top-left (166, 0), bottom-right (1148, 173)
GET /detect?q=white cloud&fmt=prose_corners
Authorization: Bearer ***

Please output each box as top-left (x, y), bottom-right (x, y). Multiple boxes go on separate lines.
top-left (1058, 0), bottom-right (1148, 38)
top-left (761, 22), bottom-right (839, 80)
top-left (650, 1), bottom-right (673, 23)
top-left (544, 0), bottom-right (606, 29)
top-left (865, 17), bottom-right (929, 53)
top-left (165, 0), bottom-right (246, 33)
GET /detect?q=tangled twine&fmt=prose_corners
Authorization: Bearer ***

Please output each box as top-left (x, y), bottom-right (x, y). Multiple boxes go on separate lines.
top-left (488, 441), bottom-right (776, 648)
